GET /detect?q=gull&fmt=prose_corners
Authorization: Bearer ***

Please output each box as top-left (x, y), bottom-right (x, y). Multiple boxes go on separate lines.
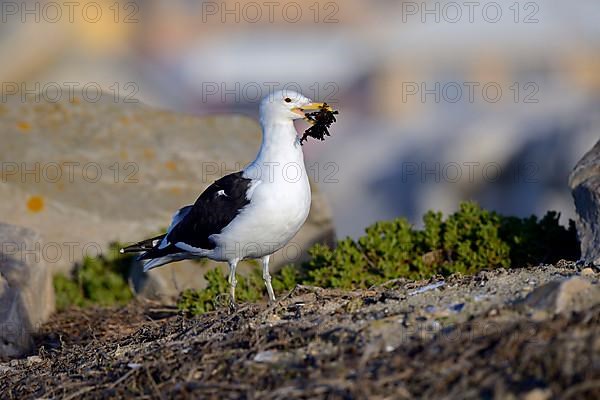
top-left (121, 90), bottom-right (327, 306)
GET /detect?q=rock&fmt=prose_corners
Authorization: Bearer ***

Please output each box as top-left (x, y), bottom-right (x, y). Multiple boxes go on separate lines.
top-left (581, 267), bottom-right (596, 277)
top-left (26, 355), bottom-right (43, 365)
top-left (0, 96), bottom-right (335, 301)
top-left (0, 223), bottom-right (55, 359)
top-left (253, 350), bottom-right (291, 364)
top-left (522, 388), bottom-right (552, 400)
top-left (569, 139), bottom-right (600, 266)
top-left (522, 277), bottom-right (600, 314)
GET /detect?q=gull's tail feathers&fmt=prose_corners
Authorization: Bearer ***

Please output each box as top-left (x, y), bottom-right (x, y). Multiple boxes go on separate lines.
top-left (142, 254), bottom-right (188, 272)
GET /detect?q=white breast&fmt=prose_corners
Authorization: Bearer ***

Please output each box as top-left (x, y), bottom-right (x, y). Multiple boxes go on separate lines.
top-left (209, 117), bottom-right (312, 261)
top-left (211, 172), bottom-right (311, 260)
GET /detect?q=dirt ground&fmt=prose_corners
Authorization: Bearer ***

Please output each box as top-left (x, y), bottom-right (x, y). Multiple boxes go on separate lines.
top-left (1, 264), bottom-right (599, 399)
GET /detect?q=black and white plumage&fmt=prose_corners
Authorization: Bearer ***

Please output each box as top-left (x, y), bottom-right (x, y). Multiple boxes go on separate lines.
top-left (121, 90), bottom-right (327, 305)
top-left (133, 172), bottom-right (252, 263)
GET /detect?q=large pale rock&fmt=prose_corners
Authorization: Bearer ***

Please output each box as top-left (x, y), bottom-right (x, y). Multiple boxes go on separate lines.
top-left (0, 223), bottom-right (54, 359)
top-left (0, 96), bottom-right (334, 301)
top-left (569, 139), bottom-right (600, 266)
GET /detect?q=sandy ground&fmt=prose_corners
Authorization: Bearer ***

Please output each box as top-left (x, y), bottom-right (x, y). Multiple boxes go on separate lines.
top-left (1, 263), bottom-right (599, 399)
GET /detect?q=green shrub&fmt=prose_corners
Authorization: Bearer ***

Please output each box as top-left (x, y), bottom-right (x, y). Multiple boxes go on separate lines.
top-left (499, 211), bottom-right (580, 266)
top-left (53, 243), bottom-right (134, 311)
top-left (304, 203), bottom-right (579, 289)
top-left (177, 202), bottom-right (580, 314)
top-left (305, 202), bottom-right (512, 288)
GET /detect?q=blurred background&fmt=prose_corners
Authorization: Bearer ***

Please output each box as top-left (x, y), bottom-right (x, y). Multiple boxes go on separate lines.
top-left (1, 0), bottom-right (599, 238)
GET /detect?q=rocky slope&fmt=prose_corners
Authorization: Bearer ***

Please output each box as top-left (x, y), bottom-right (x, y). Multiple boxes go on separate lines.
top-left (1, 263), bottom-right (598, 399)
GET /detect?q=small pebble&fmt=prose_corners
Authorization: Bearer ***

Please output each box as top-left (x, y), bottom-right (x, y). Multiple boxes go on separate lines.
top-left (254, 350), bottom-right (280, 363)
top-left (523, 388), bottom-right (552, 400)
top-left (449, 303), bottom-right (465, 313)
top-left (425, 305), bottom-right (436, 313)
top-left (531, 310), bottom-right (549, 322)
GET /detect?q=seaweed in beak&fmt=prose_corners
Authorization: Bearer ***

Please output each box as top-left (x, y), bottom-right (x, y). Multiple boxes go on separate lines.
top-left (299, 103), bottom-right (339, 145)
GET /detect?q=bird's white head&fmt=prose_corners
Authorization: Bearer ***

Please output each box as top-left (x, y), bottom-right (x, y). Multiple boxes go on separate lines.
top-left (259, 90), bottom-right (325, 124)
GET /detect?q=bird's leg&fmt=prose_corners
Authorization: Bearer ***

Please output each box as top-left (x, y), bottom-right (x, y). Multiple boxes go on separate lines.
top-left (228, 259), bottom-right (238, 309)
top-left (262, 255), bottom-right (276, 302)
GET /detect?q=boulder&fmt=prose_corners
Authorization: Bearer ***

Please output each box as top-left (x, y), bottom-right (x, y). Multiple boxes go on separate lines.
top-left (0, 96), bottom-right (335, 302)
top-left (569, 139), bottom-right (600, 266)
top-left (522, 277), bottom-right (600, 315)
top-left (0, 223), bottom-right (54, 359)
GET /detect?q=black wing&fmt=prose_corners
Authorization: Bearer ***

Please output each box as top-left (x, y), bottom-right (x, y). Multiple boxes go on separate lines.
top-left (138, 171), bottom-right (253, 260)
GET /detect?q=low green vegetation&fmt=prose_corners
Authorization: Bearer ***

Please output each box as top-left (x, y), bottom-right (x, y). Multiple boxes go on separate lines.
top-left (53, 243), bottom-right (134, 311)
top-left (52, 202), bottom-right (580, 313)
top-left (304, 203), bottom-right (579, 288)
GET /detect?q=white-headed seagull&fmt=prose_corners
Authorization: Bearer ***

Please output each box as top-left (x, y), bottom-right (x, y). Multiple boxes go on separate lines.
top-left (121, 90), bottom-right (328, 307)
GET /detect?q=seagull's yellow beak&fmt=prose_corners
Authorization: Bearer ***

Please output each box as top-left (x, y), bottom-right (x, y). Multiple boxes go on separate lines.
top-left (301, 102), bottom-right (327, 111)
top-left (292, 102), bottom-right (327, 116)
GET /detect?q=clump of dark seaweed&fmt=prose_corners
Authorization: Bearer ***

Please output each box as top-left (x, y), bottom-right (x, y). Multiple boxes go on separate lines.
top-left (300, 103), bottom-right (339, 145)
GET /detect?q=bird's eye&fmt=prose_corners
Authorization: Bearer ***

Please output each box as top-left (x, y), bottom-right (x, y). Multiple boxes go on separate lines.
top-left (284, 98), bottom-right (292, 103)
